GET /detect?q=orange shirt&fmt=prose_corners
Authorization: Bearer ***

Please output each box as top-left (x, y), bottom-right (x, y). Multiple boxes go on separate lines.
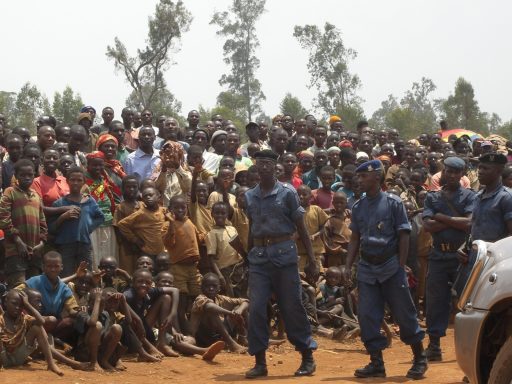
top-left (31, 174), bottom-right (69, 207)
top-left (163, 217), bottom-right (203, 264)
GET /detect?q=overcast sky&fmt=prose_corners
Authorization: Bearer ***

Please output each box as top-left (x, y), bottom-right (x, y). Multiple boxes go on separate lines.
top-left (1, 0), bottom-right (509, 123)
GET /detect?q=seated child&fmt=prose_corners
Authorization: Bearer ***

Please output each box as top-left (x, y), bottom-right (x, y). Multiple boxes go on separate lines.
top-left (0, 289), bottom-right (62, 375)
top-left (73, 288), bottom-right (125, 371)
top-left (124, 269), bottom-right (180, 357)
top-left (296, 185), bottom-right (329, 272)
top-left (97, 256), bottom-right (131, 292)
top-left (321, 192), bottom-right (352, 267)
top-left (190, 273), bottom-right (248, 353)
top-left (206, 202), bottom-right (244, 297)
top-left (154, 272), bottom-right (225, 361)
top-left (117, 186), bottom-right (167, 259)
top-left (21, 251), bottom-right (79, 343)
top-left (113, 175), bottom-right (141, 274)
top-left (163, 194), bottom-right (204, 333)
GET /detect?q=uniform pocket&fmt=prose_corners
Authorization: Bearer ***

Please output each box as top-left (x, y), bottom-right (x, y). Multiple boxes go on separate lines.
top-left (269, 240), bottom-right (298, 267)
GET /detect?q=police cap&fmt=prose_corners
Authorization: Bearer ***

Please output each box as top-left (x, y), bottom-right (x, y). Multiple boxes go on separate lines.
top-left (479, 152), bottom-right (508, 165)
top-left (443, 156), bottom-right (466, 170)
top-left (355, 159), bottom-right (382, 173)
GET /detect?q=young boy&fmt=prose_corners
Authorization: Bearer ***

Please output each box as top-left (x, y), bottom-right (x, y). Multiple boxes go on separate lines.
top-left (155, 253), bottom-right (172, 275)
top-left (207, 167), bottom-right (236, 209)
top-left (190, 273), bottom-right (248, 353)
top-left (97, 256), bottom-right (131, 292)
top-left (124, 268), bottom-right (180, 357)
top-left (2, 133), bottom-right (23, 191)
top-left (73, 287), bottom-right (124, 371)
top-left (296, 185), bottom-right (329, 272)
top-left (51, 166), bottom-right (105, 277)
top-left (206, 202), bottom-right (244, 297)
top-left (0, 289), bottom-right (63, 375)
top-left (116, 186), bottom-right (167, 263)
top-left (322, 192), bottom-right (352, 267)
top-left (0, 159), bottom-right (47, 287)
top-left (279, 152), bottom-right (303, 188)
top-left (311, 165), bottom-right (336, 209)
top-left (163, 194), bottom-right (203, 333)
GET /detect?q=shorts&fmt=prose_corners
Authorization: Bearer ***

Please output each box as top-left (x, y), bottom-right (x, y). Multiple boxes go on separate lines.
top-left (0, 338), bottom-right (37, 367)
top-left (5, 255), bottom-right (42, 288)
top-left (170, 261), bottom-right (202, 296)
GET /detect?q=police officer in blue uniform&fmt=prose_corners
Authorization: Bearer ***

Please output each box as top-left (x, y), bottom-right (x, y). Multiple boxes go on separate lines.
top-left (244, 150), bottom-right (319, 379)
top-left (422, 157), bottom-right (476, 361)
top-left (345, 159), bottom-right (428, 379)
top-left (456, 152), bottom-right (512, 289)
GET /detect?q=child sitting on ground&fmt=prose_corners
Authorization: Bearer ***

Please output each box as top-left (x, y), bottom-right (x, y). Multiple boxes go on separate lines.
top-left (117, 186), bottom-right (167, 260)
top-left (124, 268), bottom-right (180, 357)
top-left (113, 175), bottom-right (141, 274)
top-left (163, 194), bottom-right (204, 334)
top-left (296, 185), bottom-right (329, 272)
top-left (154, 272), bottom-right (225, 361)
top-left (321, 192), bottom-right (352, 267)
top-left (190, 273), bottom-right (248, 353)
top-left (97, 256), bottom-right (131, 292)
top-left (0, 289), bottom-right (63, 375)
top-left (206, 202), bottom-right (244, 297)
top-left (73, 287), bottom-right (125, 371)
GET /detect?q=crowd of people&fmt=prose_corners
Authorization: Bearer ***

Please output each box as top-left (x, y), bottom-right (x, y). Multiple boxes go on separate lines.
top-left (0, 106), bottom-right (511, 379)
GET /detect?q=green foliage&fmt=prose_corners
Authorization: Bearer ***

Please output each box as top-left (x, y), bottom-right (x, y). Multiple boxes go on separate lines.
top-left (211, 0), bottom-right (266, 121)
top-left (12, 82), bottom-right (50, 135)
top-left (439, 77), bottom-right (490, 135)
top-left (335, 103), bottom-right (366, 131)
top-left (293, 22), bottom-right (362, 116)
top-left (496, 120), bottom-right (512, 140)
top-left (52, 86), bottom-right (83, 125)
top-left (279, 93), bottom-right (308, 121)
top-left (106, 0), bottom-right (191, 114)
top-left (126, 85), bottom-right (182, 120)
top-left (0, 91), bottom-right (16, 127)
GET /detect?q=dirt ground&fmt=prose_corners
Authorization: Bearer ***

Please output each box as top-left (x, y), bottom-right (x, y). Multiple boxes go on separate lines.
top-left (1, 328), bottom-right (464, 384)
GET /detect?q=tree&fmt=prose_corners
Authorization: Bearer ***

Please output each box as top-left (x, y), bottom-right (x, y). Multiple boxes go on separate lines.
top-left (440, 77), bottom-right (489, 135)
top-left (52, 86), bottom-right (83, 125)
top-left (293, 22), bottom-right (362, 115)
top-left (13, 82), bottom-right (50, 134)
top-left (0, 91), bottom-right (16, 127)
top-left (369, 95), bottom-right (399, 131)
top-left (126, 85), bottom-right (182, 120)
top-left (279, 93), bottom-right (308, 120)
top-left (211, 0), bottom-right (266, 121)
top-left (106, 0), bottom-right (191, 114)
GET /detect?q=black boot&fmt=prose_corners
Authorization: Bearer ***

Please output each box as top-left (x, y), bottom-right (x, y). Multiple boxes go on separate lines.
top-left (407, 342), bottom-right (428, 380)
top-left (294, 349), bottom-right (316, 376)
top-left (245, 350), bottom-right (268, 379)
top-left (425, 336), bottom-right (442, 361)
top-left (354, 350), bottom-right (386, 378)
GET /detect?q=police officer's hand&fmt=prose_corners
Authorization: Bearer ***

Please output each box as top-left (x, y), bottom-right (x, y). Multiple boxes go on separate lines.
top-left (343, 266), bottom-right (352, 287)
top-left (304, 260), bottom-right (319, 282)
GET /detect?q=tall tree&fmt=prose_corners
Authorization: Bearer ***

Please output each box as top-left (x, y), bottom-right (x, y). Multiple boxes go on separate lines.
top-left (0, 91), bottom-right (16, 127)
top-left (293, 22), bottom-right (362, 116)
top-left (52, 86), bottom-right (83, 125)
top-left (106, 0), bottom-right (191, 113)
top-left (13, 82), bottom-right (51, 134)
top-left (279, 93), bottom-right (308, 120)
top-left (126, 86), bottom-right (182, 119)
top-left (211, 0), bottom-right (266, 121)
top-left (440, 77), bottom-right (489, 134)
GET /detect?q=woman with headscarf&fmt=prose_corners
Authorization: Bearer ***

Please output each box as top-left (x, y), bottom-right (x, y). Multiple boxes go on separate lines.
top-left (154, 140), bottom-right (192, 207)
top-left (96, 134), bottom-right (126, 204)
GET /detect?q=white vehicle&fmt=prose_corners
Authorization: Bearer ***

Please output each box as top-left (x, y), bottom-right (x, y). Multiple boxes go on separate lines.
top-left (455, 237), bottom-right (512, 383)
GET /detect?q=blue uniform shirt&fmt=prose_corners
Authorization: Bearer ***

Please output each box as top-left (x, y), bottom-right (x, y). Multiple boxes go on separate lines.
top-left (471, 183), bottom-right (512, 242)
top-left (422, 187), bottom-right (476, 259)
top-left (351, 191), bottom-right (411, 284)
top-left (245, 181), bottom-right (304, 267)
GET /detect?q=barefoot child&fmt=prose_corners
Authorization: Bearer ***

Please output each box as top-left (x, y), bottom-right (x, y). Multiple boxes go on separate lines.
top-left (0, 290), bottom-right (63, 375)
top-left (190, 273), bottom-right (248, 353)
top-left (97, 256), bottom-right (131, 292)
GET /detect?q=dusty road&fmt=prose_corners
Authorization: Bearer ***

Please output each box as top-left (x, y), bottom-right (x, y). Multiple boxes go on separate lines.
top-left (1, 328), bottom-right (464, 384)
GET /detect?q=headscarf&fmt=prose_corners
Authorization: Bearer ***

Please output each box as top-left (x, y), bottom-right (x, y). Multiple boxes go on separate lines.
top-left (338, 140), bottom-right (353, 148)
top-left (329, 115), bottom-right (341, 125)
top-left (162, 140), bottom-right (185, 167)
top-left (78, 112), bottom-right (92, 123)
top-left (86, 151), bottom-right (105, 161)
top-left (96, 134), bottom-right (118, 150)
top-left (95, 135), bottom-right (126, 200)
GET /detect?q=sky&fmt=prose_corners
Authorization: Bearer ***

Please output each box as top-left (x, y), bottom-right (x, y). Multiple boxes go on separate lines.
top-left (1, 0), bottom-right (510, 123)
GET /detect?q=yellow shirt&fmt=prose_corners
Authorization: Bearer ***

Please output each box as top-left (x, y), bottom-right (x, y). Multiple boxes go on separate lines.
top-left (189, 201), bottom-right (214, 235)
top-left (205, 225), bottom-right (242, 269)
top-left (297, 205), bottom-right (329, 255)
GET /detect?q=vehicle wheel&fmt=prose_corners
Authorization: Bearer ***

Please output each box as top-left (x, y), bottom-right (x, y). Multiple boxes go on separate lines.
top-left (488, 336), bottom-right (512, 384)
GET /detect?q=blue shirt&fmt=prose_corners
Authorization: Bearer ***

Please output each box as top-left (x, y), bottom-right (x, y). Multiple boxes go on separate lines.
top-left (471, 183), bottom-right (512, 242)
top-left (25, 274), bottom-right (73, 318)
top-left (50, 195), bottom-right (104, 244)
top-left (123, 147), bottom-right (161, 181)
top-left (350, 191), bottom-right (411, 257)
top-left (423, 187), bottom-right (476, 258)
top-left (302, 168), bottom-right (341, 190)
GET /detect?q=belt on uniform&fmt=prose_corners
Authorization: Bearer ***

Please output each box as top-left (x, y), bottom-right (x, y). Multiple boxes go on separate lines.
top-left (360, 249), bottom-right (396, 265)
top-left (433, 243), bottom-right (460, 253)
top-left (253, 235), bottom-right (293, 247)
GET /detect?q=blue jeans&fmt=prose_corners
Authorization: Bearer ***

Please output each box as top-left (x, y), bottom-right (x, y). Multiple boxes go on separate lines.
top-left (426, 257), bottom-right (459, 338)
top-left (247, 261), bottom-right (317, 355)
top-left (358, 266), bottom-right (424, 352)
top-left (57, 242), bottom-right (92, 278)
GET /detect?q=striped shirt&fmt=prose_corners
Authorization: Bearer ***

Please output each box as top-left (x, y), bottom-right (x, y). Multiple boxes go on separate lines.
top-left (0, 186), bottom-right (47, 257)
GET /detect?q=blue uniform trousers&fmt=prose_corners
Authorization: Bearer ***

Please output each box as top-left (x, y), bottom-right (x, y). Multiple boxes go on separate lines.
top-left (426, 256), bottom-right (459, 338)
top-left (358, 266), bottom-right (424, 352)
top-left (247, 260), bottom-right (317, 355)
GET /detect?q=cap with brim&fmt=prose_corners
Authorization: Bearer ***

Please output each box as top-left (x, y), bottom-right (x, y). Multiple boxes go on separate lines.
top-left (80, 106), bottom-right (96, 114)
top-left (443, 156), bottom-right (466, 170)
top-left (479, 152), bottom-right (508, 165)
top-left (211, 130), bottom-right (227, 144)
top-left (253, 150), bottom-right (279, 161)
top-left (78, 112), bottom-right (92, 122)
top-left (355, 159), bottom-right (382, 173)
